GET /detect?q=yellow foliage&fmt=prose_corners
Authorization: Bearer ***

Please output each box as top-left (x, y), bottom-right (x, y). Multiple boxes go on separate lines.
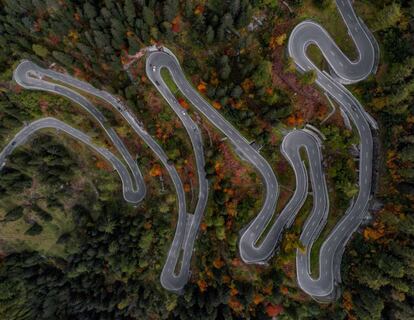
top-left (363, 221), bottom-right (385, 240)
top-left (68, 30), bottom-right (79, 42)
top-left (371, 97), bottom-right (388, 111)
top-left (276, 33), bottom-right (287, 46)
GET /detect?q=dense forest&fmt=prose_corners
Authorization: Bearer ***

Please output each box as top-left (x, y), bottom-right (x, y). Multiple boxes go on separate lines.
top-left (0, 0), bottom-right (413, 319)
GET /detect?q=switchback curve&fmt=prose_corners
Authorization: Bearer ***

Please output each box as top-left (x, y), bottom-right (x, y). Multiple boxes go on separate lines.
top-left (0, 117), bottom-right (141, 203)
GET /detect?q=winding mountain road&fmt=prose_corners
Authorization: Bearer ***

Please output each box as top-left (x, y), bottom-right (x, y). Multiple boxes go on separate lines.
top-left (12, 59), bottom-right (198, 293)
top-left (146, 50), bottom-right (209, 293)
top-left (146, 48), bottom-right (279, 262)
top-left (146, 0), bottom-right (378, 301)
top-left (13, 61), bottom-right (146, 204)
top-left (1, 0), bottom-right (378, 301)
top-left (287, 0), bottom-right (378, 301)
top-left (0, 117), bottom-right (144, 202)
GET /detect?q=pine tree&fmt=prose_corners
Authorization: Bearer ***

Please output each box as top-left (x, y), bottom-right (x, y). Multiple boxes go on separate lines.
top-left (142, 6), bottom-right (155, 26)
top-left (124, 0), bottom-right (136, 27)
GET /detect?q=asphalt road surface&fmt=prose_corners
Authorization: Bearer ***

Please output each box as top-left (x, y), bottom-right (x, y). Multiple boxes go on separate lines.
top-left (4, 0), bottom-right (378, 299)
top-left (0, 117), bottom-right (144, 202)
top-left (146, 49), bottom-right (209, 293)
top-left (13, 61), bottom-right (146, 204)
top-left (150, 0), bottom-right (377, 302)
top-left (286, 0), bottom-right (378, 302)
top-left (12, 59), bottom-right (192, 293)
top-left (146, 46), bottom-right (282, 288)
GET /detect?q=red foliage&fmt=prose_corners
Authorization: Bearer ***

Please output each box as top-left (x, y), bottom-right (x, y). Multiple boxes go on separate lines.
top-left (172, 16), bottom-right (181, 33)
top-left (178, 97), bottom-right (190, 110)
top-left (266, 303), bottom-right (284, 317)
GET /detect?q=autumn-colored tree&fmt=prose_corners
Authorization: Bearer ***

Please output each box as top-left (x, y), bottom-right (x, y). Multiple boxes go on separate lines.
top-left (149, 164), bottom-right (162, 177)
top-left (266, 303), bottom-right (284, 317)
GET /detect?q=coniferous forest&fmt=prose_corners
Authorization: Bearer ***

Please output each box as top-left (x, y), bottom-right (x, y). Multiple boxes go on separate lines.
top-left (0, 0), bottom-right (413, 319)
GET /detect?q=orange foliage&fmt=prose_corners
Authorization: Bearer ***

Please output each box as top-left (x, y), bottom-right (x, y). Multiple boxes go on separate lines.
top-left (96, 160), bottom-right (110, 170)
top-left (178, 97), bottom-right (190, 110)
top-left (342, 291), bottom-right (353, 312)
top-left (269, 36), bottom-right (279, 50)
top-left (194, 4), bottom-right (204, 15)
top-left (184, 183), bottom-right (191, 193)
top-left (228, 297), bottom-right (243, 313)
top-left (280, 286), bottom-right (289, 295)
top-left (253, 294), bottom-right (264, 305)
top-left (266, 303), bottom-right (284, 317)
top-left (225, 200), bottom-right (237, 217)
top-left (281, 262), bottom-right (295, 279)
top-left (229, 98), bottom-right (243, 110)
top-left (212, 101), bottom-right (222, 110)
top-left (241, 78), bottom-right (254, 93)
top-left (262, 282), bottom-right (273, 295)
top-left (214, 162), bottom-right (224, 180)
top-left (74, 12), bottom-right (81, 22)
top-left (363, 221), bottom-right (385, 241)
top-left (213, 258), bottom-right (225, 269)
top-left (73, 68), bottom-right (84, 79)
top-left (197, 279), bottom-right (208, 292)
top-left (210, 71), bottom-right (219, 86)
top-left (206, 268), bottom-right (213, 278)
top-left (197, 81), bottom-right (207, 93)
top-left (265, 87), bottom-right (273, 96)
top-left (200, 222), bottom-right (207, 232)
top-left (230, 287), bottom-right (239, 296)
top-left (231, 258), bottom-right (243, 267)
top-left (149, 164), bottom-right (162, 177)
top-left (286, 113), bottom-right (304, 127)
top-left (222, 275), bottom-right (231, 284)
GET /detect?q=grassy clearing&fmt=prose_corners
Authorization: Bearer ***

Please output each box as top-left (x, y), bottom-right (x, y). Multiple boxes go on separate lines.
top-left (306, 44), bottom-right (325, 70)
top-left (160, 68), bottom-right (180, 95)
top-left (308, 200), bottom-right (345, 278)
top-left (0, 204), bottom-right (75, 257)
